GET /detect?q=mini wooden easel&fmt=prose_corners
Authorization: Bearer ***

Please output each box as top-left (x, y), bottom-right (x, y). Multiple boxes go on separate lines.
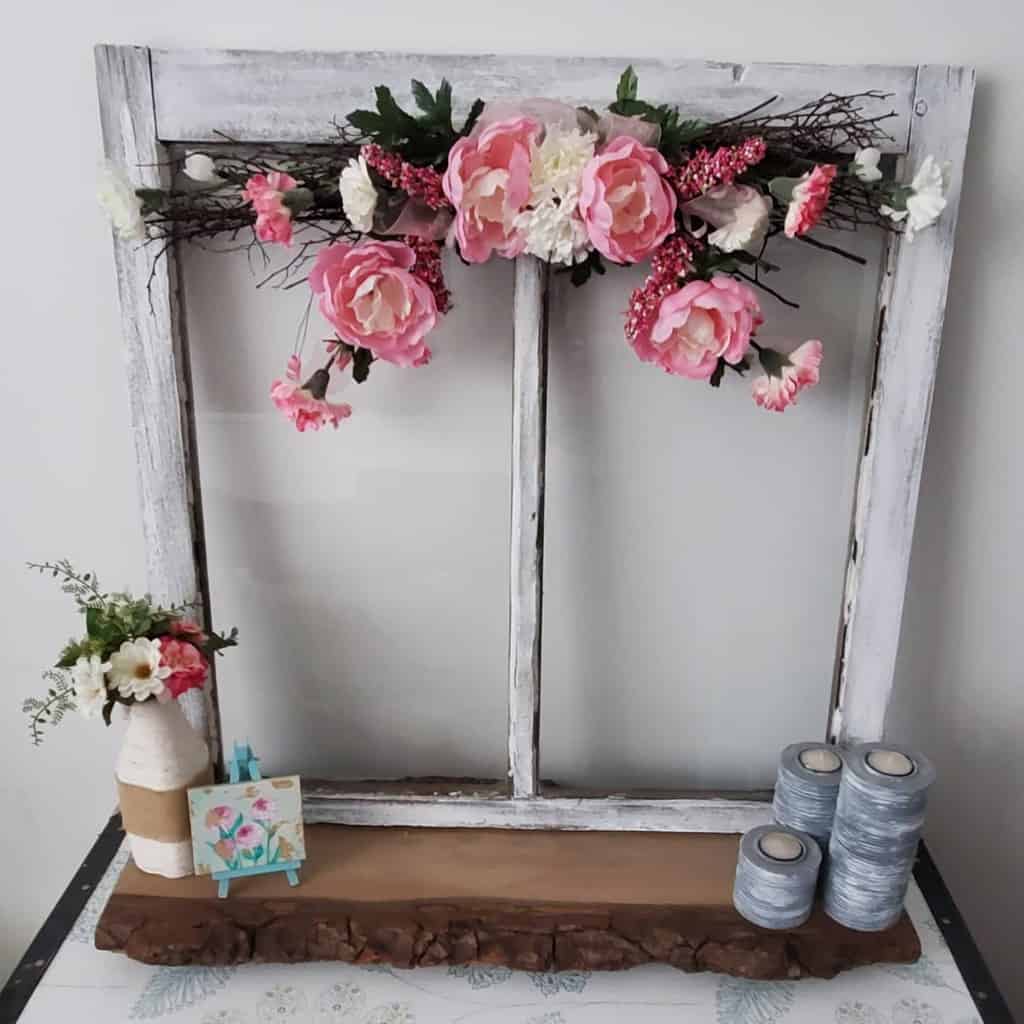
top-left (213, 742), bottom-right (302, 898)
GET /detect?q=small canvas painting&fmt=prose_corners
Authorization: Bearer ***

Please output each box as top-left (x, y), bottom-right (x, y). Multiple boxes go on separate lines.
top-left (188, 776), bottom-right (305, 877)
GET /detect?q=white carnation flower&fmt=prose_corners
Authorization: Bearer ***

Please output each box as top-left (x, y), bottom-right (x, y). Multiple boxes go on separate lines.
top-left (529, 125), bottom-right (597, 202)
top-left (108, 637), bottom-right (170, 701)
top-left (71, 654), bottom-right (111, 719)
top-left (339, 156), bottom-right (378, 233)
top-left (97, 161), bottom-right (146, 241)
top-left (684, 184), bottom-right (772, 254)
top-left (517, 192), bottom-right (592, 266)
top-left (904, 154), bottom-right (949, 240)
top-left (183, 152), bottom-right (221, 183)
top-left (852, 146), bottom-right (883, 183)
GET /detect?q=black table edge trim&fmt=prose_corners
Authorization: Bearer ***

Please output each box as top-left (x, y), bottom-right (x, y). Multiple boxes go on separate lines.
top-left (915, 840), bottom-right (1015, 1023)
top-left (0, 824), bottom-right (1013, 1022)
top-left (0, 812), bottom-right (124, 1024)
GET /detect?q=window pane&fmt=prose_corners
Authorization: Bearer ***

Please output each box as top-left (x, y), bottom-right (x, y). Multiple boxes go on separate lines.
top-left (541, 229), bottom-right (885, 791)
top-left (183, 249), bottom-right (512, 779)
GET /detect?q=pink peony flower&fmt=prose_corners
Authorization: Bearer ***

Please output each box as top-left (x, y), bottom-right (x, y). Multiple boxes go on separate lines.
top-left (251, 796), bottom-right (276, 822)
top-left (242, 171), bottom-right (298, 246)
top-left (270, 354), bottom-right (353, 432)
top-left (629, 275), bottom-right (762, 379)
top-left (578, 136), bottom-right (677, 264)
top-left (234, 823), bottom-right (260, 850)
top-left (206, 805), bottom-right (235, 831)
top-left (752, 340), bottom-right (823, 412)
top-left (310, 240), bottom-right (438, 366)
top-left (158, 637), bottom-right (209, 699)
top-left (442, 117), bottom-right (538, 263)
top-left (784, 164), bottom-right (836, 238)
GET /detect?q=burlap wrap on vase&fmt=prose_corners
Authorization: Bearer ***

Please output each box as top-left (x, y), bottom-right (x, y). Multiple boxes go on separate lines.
top-left (116, 699), bottom-right (211, 878)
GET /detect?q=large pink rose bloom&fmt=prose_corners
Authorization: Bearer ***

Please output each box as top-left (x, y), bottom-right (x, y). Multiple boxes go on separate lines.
top-left (579, 137), bottom-right (677, 264)
top-left (310, 240), bottom-right (438, 367)
top-left (442, 117), bottom-right (538, 263)
top-left (630, 275), bottom-right (762, 379)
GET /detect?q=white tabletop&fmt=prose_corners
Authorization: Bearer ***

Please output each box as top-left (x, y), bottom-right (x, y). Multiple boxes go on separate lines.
top-left (19, 843), bottom-right (984, 1024)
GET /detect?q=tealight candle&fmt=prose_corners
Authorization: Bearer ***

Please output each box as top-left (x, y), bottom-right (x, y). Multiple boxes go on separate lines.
top-left (798, 747), bottom-right (842, 774)
top-left (865, 749), bottom-right (915, 777)
top-left (758, 830), bottom-right (805, 862)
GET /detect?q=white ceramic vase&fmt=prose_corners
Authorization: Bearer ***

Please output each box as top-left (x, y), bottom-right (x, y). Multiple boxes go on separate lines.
top-left (115, 698), bottom-right (211, 878)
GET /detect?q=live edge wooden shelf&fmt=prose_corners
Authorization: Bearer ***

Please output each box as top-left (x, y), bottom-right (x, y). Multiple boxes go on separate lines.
top-left (95, 825), bottom-right (919, 979)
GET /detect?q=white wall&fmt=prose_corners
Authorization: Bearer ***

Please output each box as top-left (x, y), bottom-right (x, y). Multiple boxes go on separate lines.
top-left (0, 0), bottom-right (1020, 1015)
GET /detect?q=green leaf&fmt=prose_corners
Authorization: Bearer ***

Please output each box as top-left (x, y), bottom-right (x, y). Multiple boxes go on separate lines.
top-left (434, 79), bottom-right (453, 125)
top-left (709, 359), bottom-right (726, 388)
top-left (85, 604), bottom-right (103, 639)
top-left (348, 109), bottom-right (385, 133)
top-left (460, 98), bottom-right (485, 138)
top-left (616, 65), bottom-right (638, 104)
top-left (102, 699), bottom-right (116, 727)
top-left (410, 79), bottom-right (435, 115)
top-left (227, 813), bottom-right (244, 838)
top-left (375, 85), bottom-right (419, 134)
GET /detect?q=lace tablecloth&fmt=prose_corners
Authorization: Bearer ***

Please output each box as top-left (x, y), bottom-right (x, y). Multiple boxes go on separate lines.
top-left (19, 843), bottom-right (983, 1024)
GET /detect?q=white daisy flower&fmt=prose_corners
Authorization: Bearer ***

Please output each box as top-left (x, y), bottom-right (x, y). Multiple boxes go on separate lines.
top-left (108, 637), bottom-right (170, 701)
top-left (70, 654), bottom-right (111, 719)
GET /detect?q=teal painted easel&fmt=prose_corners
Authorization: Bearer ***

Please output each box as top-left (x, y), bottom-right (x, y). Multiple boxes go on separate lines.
top-left (213, 742), bottom-right (302, 898)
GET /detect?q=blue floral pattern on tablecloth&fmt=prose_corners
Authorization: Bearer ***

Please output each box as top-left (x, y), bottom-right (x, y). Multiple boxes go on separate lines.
top-left (19, 840), bottom-right (985, 1024)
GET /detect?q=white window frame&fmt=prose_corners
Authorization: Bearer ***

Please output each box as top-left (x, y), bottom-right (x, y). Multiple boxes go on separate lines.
top-left (95, 47), bottom-right (974, 832)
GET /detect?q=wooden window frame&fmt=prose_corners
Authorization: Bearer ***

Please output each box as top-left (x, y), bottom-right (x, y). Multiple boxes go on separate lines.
top-left (95, 46), bottom-right (974, 832)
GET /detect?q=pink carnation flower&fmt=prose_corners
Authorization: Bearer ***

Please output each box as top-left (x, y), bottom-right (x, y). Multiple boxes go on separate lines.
top-left (784, 164), bottom-right (836, 238)
top-left (442, 117), bottom-right (538, 262)
top-left (158, 637), bottom-right (209, 699)
top-left (310, 240), bottom-right (438, 367)
top-left (242, 171), bottom-right (298, 246)
top-left (270, 355), bottom-right (352, 432)
top-left (579, 136), bottom-right (677, 264)
top-left (752, 340), bottom-right (824, 412)
top-left (629, 275), bottom-right (762, 380)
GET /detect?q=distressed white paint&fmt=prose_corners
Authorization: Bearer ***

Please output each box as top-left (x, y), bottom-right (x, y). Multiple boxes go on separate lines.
top-left (303, 781), bottom-right (773, 832)
top-left (509, 256), bottom-right (548, 798)
top-left (149, 49), bottom-right (916, 151)
top-left (97, 46), bottom-right (973, 832)
top-left (94, 45), bottom-right (220, 758)
top-left (833, 65), bottom-right (975, 745)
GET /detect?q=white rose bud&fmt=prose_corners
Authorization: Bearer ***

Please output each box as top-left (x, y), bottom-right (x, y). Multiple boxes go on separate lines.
top-left (852, 146), bottom-right (883, 183)
top-left (183, 152), bottom-right (221, 183)
top-left (339, 156), bottom-right (378, 233)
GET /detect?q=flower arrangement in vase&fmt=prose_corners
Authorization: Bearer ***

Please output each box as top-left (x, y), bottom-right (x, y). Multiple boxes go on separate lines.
top-left (23, 560), bottom-right (237, 877)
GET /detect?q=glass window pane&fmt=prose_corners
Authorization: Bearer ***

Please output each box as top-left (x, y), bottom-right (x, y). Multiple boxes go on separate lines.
top-left (183, 250), bottom-right (513, 779)
top-left (541, 229), bottom-right (885, 791)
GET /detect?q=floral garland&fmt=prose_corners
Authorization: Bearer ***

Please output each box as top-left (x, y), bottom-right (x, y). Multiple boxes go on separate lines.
top-left (22, 560), bottom-right (237, 743)
top-left (99, 68), bottom-right (950, 428)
